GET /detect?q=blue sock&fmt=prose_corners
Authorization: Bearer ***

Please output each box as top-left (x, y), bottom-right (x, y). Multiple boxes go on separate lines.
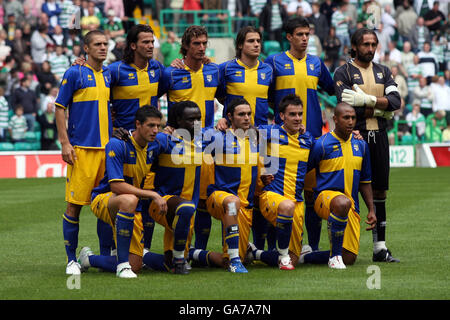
top-left (276, 214), bottom-right (293, 252)
top-left (252, 208), bottom-right (269, 250)
top-left (305, 202), bottom-right (322, 251)
top-left (143, 252), bottom-right (170, 272)
top-left (62, 213), bottom-right (79, 262)
top-left (188, 247), bottom-right (211, 267)
top-left (88, 255), bottom-right (117, 273)
top-left (194, 207), bottom-right (211, 250)
top-left (267, 224), bottom-right (277, 251)
top-left (303, 250), bottom-right (330, 264)
top-left (328, 213), bottom-right (348, 258)
top-left (97, 219), bottom-right (114, 256)
top-left (173, 203), bottom-right (196, 253)
top-left (115, 211), bottom-right (134, 264)
top-left (225, 224), bottom-right (239, 260)
top-left (141, 200), bottom-right (155, 249)
top-left (260, 250), bottom-right (280, 267)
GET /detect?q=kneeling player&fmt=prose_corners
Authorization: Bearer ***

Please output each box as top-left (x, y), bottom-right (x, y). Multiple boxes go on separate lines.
top-left (301, 103), bottom-right (376, 269)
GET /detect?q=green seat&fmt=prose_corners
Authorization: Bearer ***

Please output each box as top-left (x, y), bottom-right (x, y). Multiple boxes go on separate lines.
top-left (25, 131), bottom-right (37, 142)
top-left (264, 41), bottom-right (281, 55)
top-left (401, 134), bottom-right (413, 145)
top-left (14, 142), bottom-right (35, 151)
top-left (0, 142), bottom-right (14, 151)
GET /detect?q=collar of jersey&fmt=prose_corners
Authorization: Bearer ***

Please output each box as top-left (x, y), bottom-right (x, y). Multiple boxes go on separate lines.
top-left (84, 63), bottom-right (104, 73)
top-left (130, 62), bottom-right (149, 72)
top-left (184, 63), bottom-right (204, 73)
top-left (281, 125), bottom-right (299, 138)
top-left (236, 58), bottom-right (259, 70)
top-left (331, 130), bottom-right (352, 143)
top-left (285, 50), bottom-right (306, 63)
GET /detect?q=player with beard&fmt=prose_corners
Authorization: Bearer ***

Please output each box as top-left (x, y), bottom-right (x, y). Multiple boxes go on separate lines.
top-left (333, 28), bottom-right (401, 263)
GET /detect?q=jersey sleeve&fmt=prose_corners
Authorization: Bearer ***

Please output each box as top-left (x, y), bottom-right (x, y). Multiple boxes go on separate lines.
top-left (307, 135), bottom-right (324, 173)
top-left (54, 67), bottom-right (80, 109)
top-left (382, 65), bottom-right (401, 112)
top-left (159, 67), bottom-right (173, 97)
top-left (264, 55), bottom-right (276, 106)
top-left (105, 138), bottom-right (127, 183)
top-left (318, 58), bottom-right (335, 95)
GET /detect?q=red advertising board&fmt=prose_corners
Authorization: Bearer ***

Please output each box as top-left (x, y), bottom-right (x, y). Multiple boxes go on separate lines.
top-left (429, 145), bottom-right (450, 167)
top-left (0, 151), bottom-right (66, 178)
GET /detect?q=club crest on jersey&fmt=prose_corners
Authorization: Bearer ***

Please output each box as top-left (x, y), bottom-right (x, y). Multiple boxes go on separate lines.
top-left (261, 73), bottom-right (266, 80)
top-left (377, 72), bottom-right (383, 79)
top-left (147, 150), bottom-right (153, 159)
top-left (206, 74), bottom-right (212, 82)
top-left (150, 70), bottom-right (155, 78)
top-left (309, 64), bottom-right (315, 71)
top-left (354, 144), bottom-right (359, 152)
top-left (300, 138), bottom-right (306, 145)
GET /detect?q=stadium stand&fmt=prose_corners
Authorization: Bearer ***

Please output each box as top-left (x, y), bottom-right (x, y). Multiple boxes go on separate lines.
top-left (0, 0), bottom-right (448, 151)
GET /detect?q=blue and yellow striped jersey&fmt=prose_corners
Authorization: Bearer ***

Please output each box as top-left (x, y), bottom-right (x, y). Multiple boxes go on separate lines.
top-left (308, 131), bottom-right (372, 213)
top-left (91, 134), bottom-right (166, 201)
top-left (109, 59), bottom-right (165, 130)
top-left (151, 131), bottom-right (206, 206)
top-left (161, 63), bottom-right (220, 129)
top-left (265, 52), bottom-right (334, 138)
top-left (219, 59), bottom-right (273, 126)
top-left (259, 124), bottom-right (314, 202)
top-left (206, 129), bottom-right (260, 208)
top-left (55, 64), bottom-right (112, 148)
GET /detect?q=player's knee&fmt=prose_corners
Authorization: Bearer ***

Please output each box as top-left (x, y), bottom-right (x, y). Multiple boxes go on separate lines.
top-left (66, 203), bottom-right (83, 217)
top-left (330, 195), bottom-right (352, 217)
top-left (118, 194), bottom-right (139, 212)
top-left (176, 202), bottom-right (196, 219)
top-left (223, 196), bottom-right (240, 215)
top-left (129, 254), bottom-right (143, 274)
top-left (278, 200), bottom-right (295, 217)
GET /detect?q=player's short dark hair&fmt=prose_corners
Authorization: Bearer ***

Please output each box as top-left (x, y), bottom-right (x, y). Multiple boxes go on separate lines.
top-left (123, 24), bottom-right (154, 64)
top-left (180, 25), bottom-right (208, 57)
top-left (350, 28), bottom-right (378, 58)
top-left (283, 16), bottom-right (310, 35)
top-left (167, 101), bottom-right (200, 128)
top-left (235, 26), bottom-right (262, 58)
top-left (226, 98), bottom-right (250, 118)
top-left (135, 105), bottom-right (162, 124)
top-left (278, 94), bottom-right (303, 114)
top-left (83, 30), bottom-right (106, 46)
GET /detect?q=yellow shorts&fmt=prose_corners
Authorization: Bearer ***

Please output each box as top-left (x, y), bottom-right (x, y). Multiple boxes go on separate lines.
top-left (314, 190), bottom-right (361, 255)
top-left (148, 195), bottom-right (196, 255)
top-left (259, 191), bottom-right (305, 257)
top-left (303, 169), bottom-right (316, 193)
top-left (206, 190), bottom-right (253, 260)
top-left (66, 147), bottom-right (105, 205)
top-left (90, 192), bottom-right (145, 257)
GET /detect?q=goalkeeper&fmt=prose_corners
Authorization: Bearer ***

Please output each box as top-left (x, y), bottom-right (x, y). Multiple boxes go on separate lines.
top-left (333, 27), bottom-right (401, 263)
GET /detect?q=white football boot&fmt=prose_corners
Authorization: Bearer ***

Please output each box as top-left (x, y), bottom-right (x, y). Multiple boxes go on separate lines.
top-left (116, 262), bottom-right (137, 278)
top-left (328, 255), bottom-right (346, 269)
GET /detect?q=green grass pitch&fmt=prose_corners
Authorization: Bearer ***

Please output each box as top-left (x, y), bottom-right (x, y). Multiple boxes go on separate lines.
top-left (0, 167), bottom-right (449, 300)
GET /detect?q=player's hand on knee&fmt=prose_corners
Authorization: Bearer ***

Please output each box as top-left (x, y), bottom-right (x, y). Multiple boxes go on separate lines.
top-left (154, 195), bottom-right (167, 216)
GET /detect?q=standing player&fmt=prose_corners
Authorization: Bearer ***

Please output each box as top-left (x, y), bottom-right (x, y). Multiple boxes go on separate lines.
top-left (301, 103), bottom-right (377, 269)
top-left (250, 94), bottom-right (314, 270)
top-left (160, 26), bottom-right (221, 251)
top-left (55, 30), bottom-right (112, 275)
top-left (334, 28), bottom-right (401, 262)
top-left (79, 106), bottom-right (167, 278)
top-left (215, 26), bottom-right (274, 252)
top-left (265, 16), bottom-right (335, 252)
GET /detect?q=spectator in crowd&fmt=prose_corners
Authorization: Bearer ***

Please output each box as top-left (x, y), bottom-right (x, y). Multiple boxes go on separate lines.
top-left (0, 29), bottom-right (12, 62)
top-left (250, 0), bottom-right (268, 18)
top-left (423, 1), bottom-right (446, 36)
top-left (64, 29), bottom-right (81, 56)
top-left (51, 24), bottom-right (65, 46)
top-left (37, 98), bottom-right (58, 150)
top-left (388, 41), bottom-right (402, 65)
top-left (319, 0), bottom-right (337, 26)
top-left (442, 122), bottom-right (450, 142)
top-left (259, 0), bottom-right (288, 48)
top-left (4, 13), bottom-right (18, 41)
top-left (8, 104), bottom-right (27, 143)
top-left (396, 0), bottom-right (417, 43)
top-left (80, 1), bottom-right (101, 36)
top-left (331, 2), bottom-right (350, 56)
top-left (11, 77), bottom-right (38, 131)
top-left (17, 3), bottom-right (39, 28)
top-left (431, 76), bottom-right (450, 114)
top-left (10, 29), bottom-right (28, 63)
top-left (431, 35), bottom-right (445, 73)
top-left (104, 0), bottom-right (124, 19)
top-left (406, 54), bottom-right (423, 103)
top-left (103, 9), bottom-right (125, 41)
top-left (31, 24), bottom-right (54, 66)
top-left (392, 65), bottom-right (408, 103)
top-left (308, 1), bottom-right (328, 45)
top-left (21, 23), bottom-right (33, 51)
top-left (381, 3), bottom-right (397, 39)
top-left (68, 44), bottom-right (83, 64)
top-left (425, 111), bottom-right (445, 142)
top-left (387, 100), bottom-right (408, 145)
top-left (41, 86), bottom-right (58, 113)
top-left (37, 60), bottom-right (57, 97)
top-left (0, 86), bottom-right (9, 142)
top-left (58, 0), bottom-right (76, 38)
top-left (160, 31), bottom-right (182, 67)
top-left (417, 41), bottom-right (438, 83)
top-left (323, 26), bottom-right (340, 73)
top-left (41, 0), bottom-right (62, 29)
top-left (405, 100), bottom-right (426, 140)
top-left (408, 16), bottom-right (430, 53)
top-left (413, 76), bottom-right (434, 117)
top-left (400, 41), bottom-right (415, 72)
top-left (307, 24), bottom-right (322, 58)
top-left (4, 0), bottom-right (24, 19)
top-left (287, 0), bottom-right (312, 18)
top-left (375, 22), bottom-right (390, 57)
top-left (110, 36), bottom-right (125, 62)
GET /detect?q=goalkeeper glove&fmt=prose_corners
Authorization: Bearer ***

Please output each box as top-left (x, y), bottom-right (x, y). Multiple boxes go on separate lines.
top-left (342, 84), bottom-right (377, 108)
top-left (373, 108), bottom-right (394, 120)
